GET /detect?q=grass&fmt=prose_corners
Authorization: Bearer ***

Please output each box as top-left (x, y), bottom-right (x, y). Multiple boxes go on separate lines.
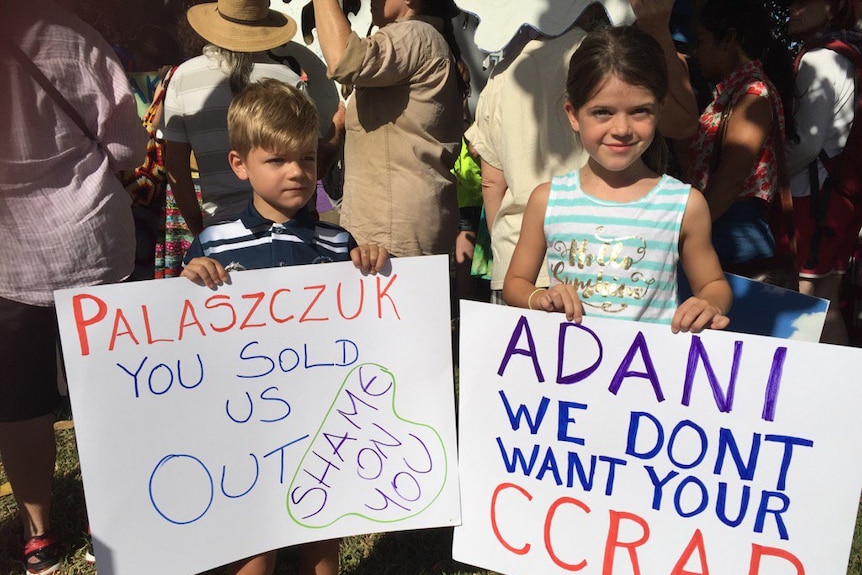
top-left (0, 418), bottom-right (494, 575)
top-left (2, 419), bottom-right (862, 575)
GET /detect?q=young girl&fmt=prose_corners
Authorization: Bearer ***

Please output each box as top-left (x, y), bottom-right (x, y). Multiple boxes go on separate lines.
top-left (503, 25), bottom-right (732, 334)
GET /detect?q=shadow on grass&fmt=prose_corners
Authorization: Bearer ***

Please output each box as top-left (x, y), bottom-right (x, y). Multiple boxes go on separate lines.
top-left (341, 527), bottom-right (491, 575)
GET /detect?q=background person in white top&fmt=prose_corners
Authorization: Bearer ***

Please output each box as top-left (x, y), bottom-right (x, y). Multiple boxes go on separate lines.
top-left (163, 0), bottom-right (303, 236)
top-left (785, 0), bottom-right (860, 344)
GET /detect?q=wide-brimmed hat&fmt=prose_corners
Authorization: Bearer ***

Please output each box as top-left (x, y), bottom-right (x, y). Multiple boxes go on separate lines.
top-left (187, 0), bottom-right (297, 53)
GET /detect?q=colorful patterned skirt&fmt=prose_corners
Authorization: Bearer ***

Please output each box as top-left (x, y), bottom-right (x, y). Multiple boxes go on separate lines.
top-left (154, 179), bottom-right (201, 279)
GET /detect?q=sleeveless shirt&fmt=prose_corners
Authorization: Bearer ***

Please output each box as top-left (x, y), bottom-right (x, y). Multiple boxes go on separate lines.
top-left (544, 170), bottom-right (690, 324)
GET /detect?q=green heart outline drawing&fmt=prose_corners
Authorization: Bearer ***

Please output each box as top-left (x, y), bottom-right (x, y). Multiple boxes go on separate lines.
top-left (287, 363), bottom-right (449, 528)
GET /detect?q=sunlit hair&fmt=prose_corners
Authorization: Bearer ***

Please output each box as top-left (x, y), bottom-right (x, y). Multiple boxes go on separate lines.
top-left (228, 79), bottom-right (319, 158)
top-left (566, 25), bottom-right (669, 174)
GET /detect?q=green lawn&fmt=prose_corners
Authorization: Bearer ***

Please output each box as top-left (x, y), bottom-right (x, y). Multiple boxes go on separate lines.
top-left (1, 421), bottom-right (860, 575)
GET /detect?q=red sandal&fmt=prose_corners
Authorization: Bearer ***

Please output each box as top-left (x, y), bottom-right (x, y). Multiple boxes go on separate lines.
top-left (22, 533), bottom-right (61, 575)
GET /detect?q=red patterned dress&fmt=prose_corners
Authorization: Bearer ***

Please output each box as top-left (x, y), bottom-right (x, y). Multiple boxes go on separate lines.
top-left (685, 60), bottom-right (786, 265)
top-left (687, 60), bottom-right (785, 201)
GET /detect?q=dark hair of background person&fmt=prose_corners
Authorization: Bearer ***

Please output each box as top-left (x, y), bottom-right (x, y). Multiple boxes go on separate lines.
top-left (565, 25), bottom-right (670, 175)
top-left (826, 0), bottom-right (860, 30)
top-left (698, 0), bottom-right (797, 140)
top-left (421, 0), bottom-right (472, 99)
top-left (169, 0), bottom-right (209, 60)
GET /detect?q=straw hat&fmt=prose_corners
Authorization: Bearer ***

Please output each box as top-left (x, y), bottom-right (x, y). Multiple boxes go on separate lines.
top-left (187, 0), bottom-right (298, 53)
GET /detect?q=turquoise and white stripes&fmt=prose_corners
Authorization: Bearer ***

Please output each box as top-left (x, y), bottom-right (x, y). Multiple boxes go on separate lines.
top-left (544, 170), bottom-right (690, 325)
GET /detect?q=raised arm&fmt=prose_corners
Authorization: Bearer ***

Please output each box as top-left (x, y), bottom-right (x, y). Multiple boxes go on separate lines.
top-left (312, 0), bottom-right (355, 75)
top-left (631, 0), bottom-right (698, 139)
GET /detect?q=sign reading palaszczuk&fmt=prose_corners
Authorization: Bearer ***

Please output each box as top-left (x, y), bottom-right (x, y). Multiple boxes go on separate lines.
top-left (454, 300), bottom-right (862, 574)
top-left (54, 256), bottom-right (460, 575)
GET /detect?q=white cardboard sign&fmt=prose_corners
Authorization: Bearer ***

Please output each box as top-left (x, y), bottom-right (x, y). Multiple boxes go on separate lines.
top-left (54, 256), bottom-right (459, 575)
top-left (454, 300), bottom-right (862, 575)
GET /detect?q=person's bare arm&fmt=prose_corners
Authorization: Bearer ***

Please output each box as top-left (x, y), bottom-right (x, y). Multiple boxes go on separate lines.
top-left (481, 160), bottom-right (507, 234)
top-left (632, 0), bottom-right (698, 139)
top-left (165, 140), bottom-right (203, 236)
top-left (675, 188), bottom-right (732, 333)
top-left (704, 94), bottom-right (772, 220)
top-left (312, 0), bottom-right (354, 75)
top-left (503, 183), bottom-right (583, 321)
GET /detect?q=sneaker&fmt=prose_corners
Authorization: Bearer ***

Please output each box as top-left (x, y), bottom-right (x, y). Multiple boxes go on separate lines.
top-left (85, 527), bottom-right (96, 564)
top-left (22, 533), bottom-right (61, 575)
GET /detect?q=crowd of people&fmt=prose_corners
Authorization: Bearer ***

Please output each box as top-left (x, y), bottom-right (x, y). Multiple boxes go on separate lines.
top-left (1, 0), bottom-right (861, 573)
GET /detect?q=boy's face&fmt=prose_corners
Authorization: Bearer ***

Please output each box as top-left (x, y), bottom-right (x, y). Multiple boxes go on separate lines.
top-left (229, 142), bottom-right (317, 223)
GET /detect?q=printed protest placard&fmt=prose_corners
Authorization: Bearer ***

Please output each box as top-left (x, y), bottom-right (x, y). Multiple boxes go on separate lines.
top-left (454, 301), bottom-right (862, 574)
top-left (54, 256), bottom-right (459, 575)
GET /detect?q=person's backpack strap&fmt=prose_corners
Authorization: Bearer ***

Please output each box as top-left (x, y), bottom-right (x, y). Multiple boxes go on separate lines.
top-left (772, 110), bottom-right (797, 261)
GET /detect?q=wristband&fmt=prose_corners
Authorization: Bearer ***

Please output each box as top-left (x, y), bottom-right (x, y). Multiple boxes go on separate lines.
top-left (527, 288), bottom-right (546, 310)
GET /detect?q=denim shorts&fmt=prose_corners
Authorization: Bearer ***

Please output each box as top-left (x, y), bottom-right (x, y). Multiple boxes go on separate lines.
top-left (711, 200), bottom-right (775, 266)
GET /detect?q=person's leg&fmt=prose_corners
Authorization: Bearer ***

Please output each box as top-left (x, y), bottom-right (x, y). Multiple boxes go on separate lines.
top-left (0, 298), bottom-right (63, 573)
top-left (223, 550), bottom-right (277, 575)
top-left (799, 274), bottom-right (849, 345)
top-left (0, 414), bottom-right (56, 539)
top-left (298, 538), bottom-right (340, 575)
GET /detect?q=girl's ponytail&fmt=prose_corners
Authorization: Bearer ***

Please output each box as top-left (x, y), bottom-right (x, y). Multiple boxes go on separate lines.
top-left (642, 131), bottom-right (669, 175)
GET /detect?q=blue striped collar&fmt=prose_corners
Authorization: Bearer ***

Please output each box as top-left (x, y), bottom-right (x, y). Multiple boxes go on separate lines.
top-left (238, 201), bottom-right (317, 245)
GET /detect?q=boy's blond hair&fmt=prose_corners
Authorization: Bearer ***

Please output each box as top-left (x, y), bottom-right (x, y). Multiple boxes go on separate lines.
top-left (228, 79), bottom-right (318, 157)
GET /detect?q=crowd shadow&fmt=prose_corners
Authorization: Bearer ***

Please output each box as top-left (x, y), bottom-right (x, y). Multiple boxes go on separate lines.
top-left (341, 527), bottom-right (491, 575)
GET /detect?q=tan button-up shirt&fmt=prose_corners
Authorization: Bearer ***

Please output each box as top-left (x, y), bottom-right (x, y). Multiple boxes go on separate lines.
top-left (466, 27), bottom-right (589, 290)
top-left (330, 16), bottom-right (462, 256)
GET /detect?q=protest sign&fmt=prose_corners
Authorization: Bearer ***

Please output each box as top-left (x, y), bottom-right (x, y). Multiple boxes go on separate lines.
top-left (454, 301), bottom-right (862, 575)
top-left (54, 256), bottom-right (459, 575)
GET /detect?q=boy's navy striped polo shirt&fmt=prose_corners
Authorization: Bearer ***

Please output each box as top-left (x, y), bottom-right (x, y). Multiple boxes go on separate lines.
top-left (183, 202), bottom-right (357, 271)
